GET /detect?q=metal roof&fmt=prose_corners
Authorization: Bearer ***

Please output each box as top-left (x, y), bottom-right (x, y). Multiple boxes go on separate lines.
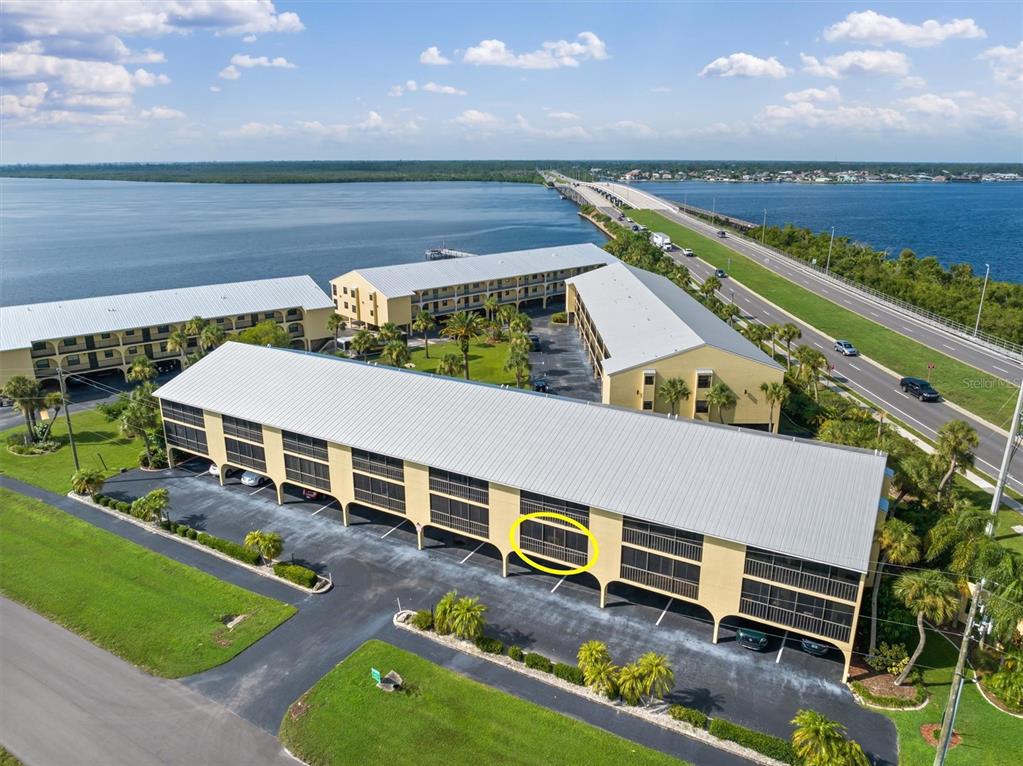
top-left (338, 243), bottom-right (617, 298)
top-left (0, 276), bottom-right (334, 352)
top-left (155, 342), bottom-right (886, 572)
top-left (568, 262), bottom-right (784, 375)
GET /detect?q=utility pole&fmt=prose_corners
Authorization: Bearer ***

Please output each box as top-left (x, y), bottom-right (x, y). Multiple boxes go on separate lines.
top-left (932, 376), bottom-right (1023, 766)
top-left (825, 227), bottom-right (836, 275)
top-left (973, 263), bottom-right (991, 336)
top-left (761, 209), bottom-right (767, 245)
top-left (58, 368), bottom-right (80, 472)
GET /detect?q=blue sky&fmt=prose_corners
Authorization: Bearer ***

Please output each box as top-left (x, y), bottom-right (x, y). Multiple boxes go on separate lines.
top-left (2, 1), bottom-right (1020, 162)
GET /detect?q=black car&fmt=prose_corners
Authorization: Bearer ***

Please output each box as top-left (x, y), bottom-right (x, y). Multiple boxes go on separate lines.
top-left (527, 333), bottom-right (542, 351)
top-left (900, 377), bottom-right (940, 402)
top-left (532, 379), bottom-right (549, 393)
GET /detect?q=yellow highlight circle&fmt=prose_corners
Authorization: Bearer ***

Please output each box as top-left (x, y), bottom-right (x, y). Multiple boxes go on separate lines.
top-left (509, 512), bottom-right (599, 576)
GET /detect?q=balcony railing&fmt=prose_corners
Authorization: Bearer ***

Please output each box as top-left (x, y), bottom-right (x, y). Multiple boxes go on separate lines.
top-left (428, 477), bottom-right (488, 505)
top-left (623, 527), bottom-right (702, 562)
top-left (739, 597), bottom-right (851, 643)
top-left (352, 455), bottom-right (404, 482)
top-left (429, 510), bottom-right (488, 539)
top-left (30, 346), bottom-right (56, 358)
top-left (354, 488), bottom-right (406, 514)
top-left (620, 564), bottom-right (699, 600)
top-left (519, 535), bottom-right (588, 566)
top-left (744, 559), bottom-right (858, 603)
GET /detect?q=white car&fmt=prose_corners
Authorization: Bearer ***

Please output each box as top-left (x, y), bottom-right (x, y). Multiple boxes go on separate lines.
top-left (681, 248), bottom-right (695, 257)
top-left (240, 471), bottom-right (268, 487)
top-left (834, 340), bottom-right (859, 356)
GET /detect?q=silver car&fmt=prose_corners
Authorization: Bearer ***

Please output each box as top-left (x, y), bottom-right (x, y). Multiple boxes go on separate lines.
top-left (834, 340), bottom-right (859, 356)
top-left (240, 471), bottom-right (268, 487)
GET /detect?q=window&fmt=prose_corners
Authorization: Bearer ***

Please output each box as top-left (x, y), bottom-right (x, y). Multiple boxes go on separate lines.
top-left (519, 491), bottom-right (589, 525)
top-left (739, 579), bottom-right (854, 642)
top-left (643, 401), bottom-right (653, 410)
top-left (353, 473), bottom-right (405, 513)
top-left (694, 400), bottom-right (709, 414)
top-left (697, 373), bottom-right (712, 389)
top-left (620, 546), bottom-right (700, 599)
top-left (429, 467), bottom-right (488, 505)
top-left (66, 354), bottom-right (81, 366)
top-left (351, 448), bottom-right (404, 481)
top-left (127, 346), bottom-right (138, 355)
top-left (103, 350), bottom-right (115, 359)
top-left (225, 437), bottom-right (266, 471)
top-left (344, 302), bottom-right (349, 310)
top-left (622, 518), bottom-right (703, 560)
top-left (31, 341), bottom-right (48, 351)
top-left (332, 284), bottom-right (337, 295)
top-left (430, 494), bottom-right (488, 537)
top-left (62, 337), bottom-right (78, 347)
top-left (124, 329), bottom-right (136, 337)
top-left (100, 333), bottom-right (112, 339)
top-left (343, 286), bottom-right (349, 295)
top-left (283, 431), bottom-right (328, 461)
top-left (284, 454), bottom-right (331, 491)
top-left (156, 325), bottom-right (170, 334)
top-left (35, 359), bottom-right (50, 369)
top-left (744, 547), bottom-right (860, 602)
top-left (222, 415), bottom-right (263, 443)
top-left (644, 373), bottom-right (655, 386)
top-left (165, 421), bottom-right (208, 454)
top-left (160, 400), bottom-right (205, 427)
top-left (159, 343), bottom-right (168, 353)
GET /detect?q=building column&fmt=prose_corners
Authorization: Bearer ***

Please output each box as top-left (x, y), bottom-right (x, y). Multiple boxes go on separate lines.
top-left (341, 503), bottom-right (349, 526)
top-left (841, 649), bottom-right (853, 683)
top-left (415, 523), bottom-right (424, 551)
top-left (599, 582), bottom-right (608, 609)
top-left (501, 552), bottom-right (509, 578)
top-left (275, 483), bottom-right (284, 505)
top-left (218, 466), bottom-right (225, 486)
top-left (711, 616), bottom-right (721, 644)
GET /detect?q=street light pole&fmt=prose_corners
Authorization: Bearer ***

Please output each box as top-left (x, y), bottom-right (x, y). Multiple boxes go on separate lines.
top-left (761, 208), bottom-right (767, 245)
top-left (973, 263), bottom-right (990, 336)
top-left (58, 367), bottom-right (80, 472)
top-left (825, 227), bottom-right (836, 275)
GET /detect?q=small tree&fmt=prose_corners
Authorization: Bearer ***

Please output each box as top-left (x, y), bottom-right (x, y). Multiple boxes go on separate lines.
top-left (411, 310), bottom-right (435, 358)
top-left (436, 353), bottom-right (464, 378)
top-left (434, 590), bottom-right (458, 635)
top-left (893, 569), bottom-right (959, 685)
top-left (131, 488), bottom-right (170, 524)
top-left (2, 375), bottom-right (43, 444)
top-left (448, 596), bottom-right (487, 640)
top-left (616, 662), bottom-right (645, 705)
top-left (759, 381), bottom-right (789, 432)
top-left (71, 468), bottom-right (106, 497)
top-left (700, 276), bottom-right (721, 297)
top-left (637, 651), bottom-right (674, 703)
top-left (326, 313), bottom-right (347, 351)
top-left (483, 294), bottom-right (499, 321)
top-left (509, 312), bottom-right (532, 334)
top-left (577, 640), bottom-right (611, 673)
top-left (441, 311), bottom-right (486, 380)
top-left (377, 322), bottom-right (403, 345)
top-left (658, 377), bottom-right (691, 416)
top-left (706, 382), bottom-right (737, 423)
top-left (583, 657), bottom-right (620, 699)
top-left (933, 420), bottom-right (979, 501)
top-left (777, 323), bottom-right (802, 368)
top-left (790, 709), bottom-right (868, 766)
top-left (380, 339), bottom-right (410, 368)
top-left (504, 347), bottom-right (531, 388)
top-left (167, 328), bottom-right (190, 368)
top-left (868, 518), bottom-right (920, 655)
top-left (244, 529), bottom-right (284, 565)
top-left (350, 329), bottom-right (375, 360)
top-left (235, 320), bottom-right (290, 348)
top-left (126, 356), bottom-right (157, 383)
top-left (199, 323), bottom-right (226, 353)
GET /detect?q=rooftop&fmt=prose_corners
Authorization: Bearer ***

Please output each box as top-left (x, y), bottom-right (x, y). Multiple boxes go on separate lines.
top-left (0, 276), bottom-right (334, 353)
top-left (568, 262), bottom-right (784, 374)
top-left (335, 243), bottom-right (617, 298)
top-left (155, 342), bottom-right (886, 572)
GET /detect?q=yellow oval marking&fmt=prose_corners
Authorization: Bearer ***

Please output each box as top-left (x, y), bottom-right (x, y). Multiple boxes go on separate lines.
top-left (509, 511), bottom-right (599, 576)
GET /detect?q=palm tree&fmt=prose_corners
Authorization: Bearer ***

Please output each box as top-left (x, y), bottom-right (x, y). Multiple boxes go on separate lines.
top-left (350, 329), bottom-right (375, 361)
top-left (380, 339), bottom-right (410, 368)
top-left (436, 353), bottom-right (463, 378)
top-left (326, 313), bottom-right (347, 351)
top-left (504, 347), bottom-right (531, 388)
top-left (411, 310), bottom-right (435, 358)
top-left (120, 383), bottom-right (160, 465)
top-left (131, 487), bottom-right (171, 524)
top-left (2, 375), bottom-right (42, 443)
top-left (926, 499), bottom-right (992, 575)
top-left (35, 390), bottom-right (64, 442)
top-left (700, 276), bottom-right (721, 297)
top-left (636, 652), bottom-right (674, 703)
top-left (706, 382), bottom-right (737, 423)
top-left (933, 420), bottom-right (979, 500)
top-left (244, 529), bottom-right (284, 565)
top-left (441, 311), bottom-right (485, 380)
top-left (616, 662), bottom-right (646, 705)
top-left (765, 323), bottom-right (781, 358)
top-left (448, 596), bottom-right (487, 640)
top-left (742, 323), bottom-right (768, 352)
top-left (777, 323), bottom-right (802, 368)
top-left (377, 322), bottom-right (403, 345)
top-left (126, 355), bottom-right (157, 383)
top-left (868, 518), bottom-right (921, 655)
top-left (497, 303), bottom-right (517, 329)
top-left (508, 331), bottom-right (531, 355)
top-left (719, 303), bottom-right (741, 327)
top-left (790, 709), bottom-right (863, 766)
top-left (483, 294), bottom-right (499, 322)
top-left (199, 323), bottom-right (225, 353)
top-left (577, 640), bottom-right (611, 673)
top-left (183, 315), bottom-right (208, 338)
top-left (167, 327), bottom-right (190, 369)
top-left (893, 569), bottom-right (959, 685)
top-left (583, 657), bottom-right (620, 698)
top-left (759, 381), bottom-right (789, 432)
top-left (794, 345), bottom-right (828, 401)
top-left (71, 468), bottom-right (106, 497)
top-left (658, 377), bottom-right (691, 416)
top-left (891, 451), bottom-right (940, 508)
top-left (433, 590), bottom-right (458, 635)
top-left (509, 312), bottom-right (532, 334)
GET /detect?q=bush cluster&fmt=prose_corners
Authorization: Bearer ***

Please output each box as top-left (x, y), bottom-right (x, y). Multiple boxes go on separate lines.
top-left (411, 610), bottom-right (434, 631)
top-left (707, 719), bottom-right (799, 765)
top-left (196, 532), bottom-right (262, 565)
top-left (553, 662), bottom-right (585, 685)
top-left (508, 645), bottom-right (524, 662)
top-left (524, 653), bottom-right (554, 673)
top-left (551, 311), bottom-right (568, 324)
top-left (865, 642), bottom-right (910, 677)
top-left (668, 705), bottom-right (708, 729)
top-left (273, 562), bottom-right (318, 588)
top-left (93, 493), bottom-right (133, 514)
top-left (475, 636), bottom-right (505, 655)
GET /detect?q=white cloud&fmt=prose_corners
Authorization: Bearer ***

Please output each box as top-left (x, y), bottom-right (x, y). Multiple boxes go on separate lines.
top-left (823, 10), bottom-right (985, 48)
top-left (422, 81), bottom-right (466, 95)
top-left (901, 93), bottom-right (960, 118)
top-left (978, 43), bottom-right (1023, 85)
top-left (756, 101), bottom-right (907, 131)
top-left (784, 86), bottom-right (841, 103)
top-left (140, 105), bottom-right (186, 120)
top-left (513, 114), bottom-right (589, 139)
top-left (463, 31), bottom-right (607, 69)
top-left (125, 48), bottom-right (166, 64)
top-left (800, 50), bottom-right (909, 78)
top-left (454, 109), bottom-right (499, 126)
top-left (547, 111), bottom-right (579, 120)
top-left (219, 65), bottom-right (241, 80)
top-left (243, 35), bottom-right (258, 44)
top-left (389, 80), bottom-right (419, 96)
top-left (224, 111), bottom-right (421, 141)
top-left (898, 75), bottom-right (927, 90)
top-left (132, 68), bottom-right (170, 87)
top-left (699, 52), bottom-right (789, 79)
top-left (603, 120), bottom-right (655, 138)
top-left (209, 85), bottom-right (222, 93)
top-left (420, 46), bottom-right (451, 65)
top-left (222, 121), bottom-right (289, 138)
top-left (230, 53), bottom-right (296, 69)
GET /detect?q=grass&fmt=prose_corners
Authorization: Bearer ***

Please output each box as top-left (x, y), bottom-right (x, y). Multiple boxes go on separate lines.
top-left (0, 746), bottom-right (23, 766)
top-left (628, 210), bottom-right (1020, 429)
top-left (279, 639), bottom-right (686, 766)
top-left (950, 475), bottom-right (1023, 555)
top-left (0, 407), bottom-right (142, 494)
top-left (0, 488), bottom-right (296, 677)
top-left (869, 630), bottom-right (1022, 766)
top-left (407, 340), bottom-right (520, 386)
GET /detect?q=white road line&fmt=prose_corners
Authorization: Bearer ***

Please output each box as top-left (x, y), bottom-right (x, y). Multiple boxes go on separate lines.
top-left (902, 326), bottom-right (914, 333)
top-left (381, 519), bottom-right (408, 539)
top-left (656, 598), bottom-right (674, 626)
top-left (869, 311), bottom-right (881, 318)
top-left (993, 365), bottom-right (1011, 374)
top-left (813, 342), bottom-right (825, 350)
top-left (249, 485), bottom-right (269, 496)
top-left (311, 501), bottom-right (337, 517)
top-left (942, 344), bottom-right (957, 351)
top-left (776, 632), bottom-right (789, 663)
top-left (847, 363), bottom-right (861, 372)
top-left (460, 542), bottom-right (486, 564)
top-left (550, 576), bottom-right (567, 593)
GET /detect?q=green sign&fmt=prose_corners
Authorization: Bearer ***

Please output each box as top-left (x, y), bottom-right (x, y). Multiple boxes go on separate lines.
top-left (371, 667), bottom-right (382, 683)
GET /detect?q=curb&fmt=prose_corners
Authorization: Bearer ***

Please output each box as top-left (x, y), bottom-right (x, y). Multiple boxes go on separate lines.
top-left (847, 685), bottom-right (930, 712)
top-left (976, 677), bottom-right (1023, 719)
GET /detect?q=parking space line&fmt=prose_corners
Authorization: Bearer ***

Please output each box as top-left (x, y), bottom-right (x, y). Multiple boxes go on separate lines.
top-left (550, 576), bottom-right (566, 593)
top-left (381, 519), bottom-right (408, 539)
top-left (776, 631), bottom-right (789, 663)
top-left (311, 501), bottom-right (337, 517)
top-left (460, 542), bottom-right (486, 564)
top-left (249, 485), bottom-right (270, 496)
top-left (656, 598), bottom-right (674, 626)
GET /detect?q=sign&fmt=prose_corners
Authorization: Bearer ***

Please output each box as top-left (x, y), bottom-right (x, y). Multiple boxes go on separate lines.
top-left (371, 668), bottom-right (382, 684)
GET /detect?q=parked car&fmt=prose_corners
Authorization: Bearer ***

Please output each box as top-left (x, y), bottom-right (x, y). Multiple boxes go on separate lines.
top-left (900, 377), bottom-right (940, 402)
top-left (717, 230), bottom-right (727, 238)
top-left (527, 333), bottom-right (542, 351)
top-left (834, 340), bottom-right (859, 356)
top-left (301, 488), bottom-right (320, 500)
top-left (240, 471), bottom-right (268, 487)
top-left (207, 463), bottom-right (220, 476)
top-left (715, 268), bottom-right (728, 279)
top-left (800, 638), bottom-right (830, 657)
top-left (532, 379), bottom-right (549, 393)
top-left (735, 627), bottom-right (769, 651)
top-left (631, 225), bottom-right (640, 232)
top-left (0, 396), bottom-right (12, 407)
top-left (681, 248), bottom-right (695, 257)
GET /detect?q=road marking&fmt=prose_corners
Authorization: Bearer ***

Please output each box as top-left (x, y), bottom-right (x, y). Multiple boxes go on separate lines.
top-left (460, 541), bottom-right (486, 564)
top-left (902, 326), bottom-right (914, 333)
top-left (993, 365), bottom-right (1011, 374)
top-left (550, 576), bottom-right (567, 593)
top-left (656, 598), bottom-right (674, 626)
top-left (311, 500), bottom-right (337, 517)
top-left (776, 632), bottom-right (789, 663)
top-left (813, 342), bottom-right (825, 350)
top-left (869, 311), bottom-right (881, 318)
top-left (942, 344), bottom-right (957, 351)
top-left (381, 519), bottom-right (408, 539)
top-left (847, 362), bottom-right (861, 372)
top-left (249, 484), bottom-right (270, 496)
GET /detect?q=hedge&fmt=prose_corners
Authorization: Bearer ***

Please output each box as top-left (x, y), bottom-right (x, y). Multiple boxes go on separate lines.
top-left (524, 653), bottom-right (554, 673)
top-left (551, 311), bottom-right (568, 324)
top-left (196, 532), bottom-right (262, 565)
top-left (273, 562), bottom-right (319, 588)
top-left (553, 662), bottom-right (585, 685)
top-left (707, 719), bottom-right (799, 765)
top-left (508, 645), bottom-right (524, 662)
top-left (411, 610), bottom-right (434, 631)
top-left (850, 680), bottom-right (927, 709)
top-left (668, 705), bottom-right (708, 729)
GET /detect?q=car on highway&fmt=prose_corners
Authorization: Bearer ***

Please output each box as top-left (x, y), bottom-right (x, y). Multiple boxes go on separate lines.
top-left (800, 638), bottom-right (831, 657)
top-left (834, 340), bottom-right (859, 356)
top-left (714, 268), bottom-right (728, 279)
top-left (240, 471), bottom-right (269, 487)
top-left (681, 248), bottom-right (695, 257)
top-left (735, 627), bottom-right (769, 651)
top-left (900, 377), bottom-right (940, 402)
top-left (716, 230), bottom-right (727, 238)
top-left (631, 225), bottom-right (640, 232)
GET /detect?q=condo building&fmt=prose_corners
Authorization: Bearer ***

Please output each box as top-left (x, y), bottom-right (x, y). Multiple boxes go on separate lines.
top-left (567, 262), bottom-right (786, 429)
top-left (329, 243), bottom-right (616, 329)
top-left (0, 276), bottom-right (335, 389)
top-left (155, 342), bottom-right (890, 679)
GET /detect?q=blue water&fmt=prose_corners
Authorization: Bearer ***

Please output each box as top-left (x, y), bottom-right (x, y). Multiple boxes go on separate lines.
top-left (635, 181), bottom-right (1023, 282)
top-left (0, 179), bottom-right (605, 305)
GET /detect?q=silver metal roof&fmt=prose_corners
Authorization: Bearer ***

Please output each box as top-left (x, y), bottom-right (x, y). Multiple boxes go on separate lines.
top-left (0, 276), bottom-right (334, 352)
top-left (156, 343), bottom-right (886, 572)
top-left (338, 243), bottom-right (617, 298)
top-left (568, 262), bottom-right (784, 375)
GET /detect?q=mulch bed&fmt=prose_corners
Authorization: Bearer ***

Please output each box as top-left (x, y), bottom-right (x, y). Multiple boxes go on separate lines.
top-left (847, 658), bottom-right (919, 700)
top-left (920, 724), bottom-right (960, 749)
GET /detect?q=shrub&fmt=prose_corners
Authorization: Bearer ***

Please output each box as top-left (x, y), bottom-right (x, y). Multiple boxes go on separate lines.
top-left (707, 719), bottom-right (799, 765)
top-left (475, 636), bottom-right (504, 655)
top-left (668, 705), bottom-right (708, 729)
top-left (411, 610), bottom-right (434, 631)
top-left (92, 492), bottom-right (106, 504)
top-left (176, 524), bottom-right (189, 536)
top-left (553, 662), bottom-right (585, 685)
top-left (524, 653), bottom-right (554, 673)
top-left (850, 680), bottom-right (927, 709)
top-left (273, 562), bottom-right (319, 588)
top-left (508, 645), bottom-right (524, 662)
top-left (866, 642), bottom-right (910, 677)
top-left (196, 532), bottom-right (262, 565)
top-left (551, 311), bottom-right (568, 324)
top-left (116, 501), bottom-right (131, 512)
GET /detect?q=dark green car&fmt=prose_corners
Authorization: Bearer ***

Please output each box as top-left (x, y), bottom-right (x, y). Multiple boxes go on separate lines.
top-left (736, 627), bottom-right (769, 651)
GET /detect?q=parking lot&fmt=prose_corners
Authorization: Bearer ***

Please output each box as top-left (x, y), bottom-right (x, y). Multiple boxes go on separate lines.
top-left (525, 309), bottom-right (602, 402)
top-left (103, 460), bottom-right (897, 765)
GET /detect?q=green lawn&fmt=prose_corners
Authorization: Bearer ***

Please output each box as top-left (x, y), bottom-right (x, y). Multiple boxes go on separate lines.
top-left (0, 407), bottom-right (143, 494)
top-left (407, 340), bottom-right (520, 386)
top-left (279, 640), bottom-right (686, 766)
top-left (0, 488), bottom-right (296, 677)
top-left (870, 631), bottom-right (1022, 766)
top-left (628, 210), bottom-right (1019, 429)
